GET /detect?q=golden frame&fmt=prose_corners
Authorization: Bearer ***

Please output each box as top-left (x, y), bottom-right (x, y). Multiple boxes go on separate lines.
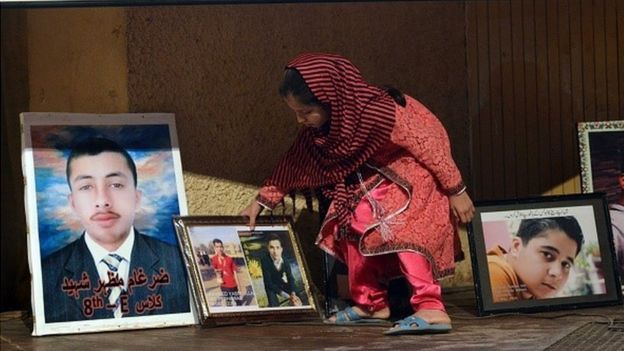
top-left (173, 215), bottom-right (320, 326)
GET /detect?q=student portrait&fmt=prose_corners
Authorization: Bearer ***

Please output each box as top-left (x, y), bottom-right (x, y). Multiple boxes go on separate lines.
top-left (481, 206), bottom-right (604, 304)
top-left (240, 231), bottom-right (310, 309)
top-left (28, 123), bottom-right (191, 325)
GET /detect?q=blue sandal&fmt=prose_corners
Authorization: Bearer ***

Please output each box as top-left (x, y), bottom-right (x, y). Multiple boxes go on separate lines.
top-left (326, 306), bottom-right (390, 325)
top-left (384, 315), bottom-right (452, 335)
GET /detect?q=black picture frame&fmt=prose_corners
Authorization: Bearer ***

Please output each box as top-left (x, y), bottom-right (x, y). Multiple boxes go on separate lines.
top-left (467, 193), bottom-right (622, 316)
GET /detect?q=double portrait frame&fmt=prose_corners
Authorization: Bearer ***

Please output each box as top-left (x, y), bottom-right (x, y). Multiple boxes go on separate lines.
top-left (172, 215), bottom-right (319, 326)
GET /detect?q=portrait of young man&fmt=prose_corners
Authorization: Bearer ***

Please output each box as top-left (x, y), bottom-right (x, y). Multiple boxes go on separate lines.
top-left (40, 136), bottom-right (190, 322)
top-left (486, 216), bottom-right (584, 303)
top-left (210, 238), bottom-right (244, 307)
top-left (260, 233), bottom-right (304, 307)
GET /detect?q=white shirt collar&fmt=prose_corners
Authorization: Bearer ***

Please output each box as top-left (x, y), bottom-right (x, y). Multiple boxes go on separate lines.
top-left (85, 226), bottom-right (135, 263)
top-left (273, 256), bottom-right (283, 270)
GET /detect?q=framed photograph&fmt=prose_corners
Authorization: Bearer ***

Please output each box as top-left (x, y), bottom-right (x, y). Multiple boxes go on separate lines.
top-left (577, 120), bottom-right (624, 280)
top-left (578, 120), bottom-right (624, 196)
top-left (467, 193), bottom-right (622, 315)
top-left (21, 113), bottom-right (197, 336)
top-left (173, 215), bottom-right (320, 326)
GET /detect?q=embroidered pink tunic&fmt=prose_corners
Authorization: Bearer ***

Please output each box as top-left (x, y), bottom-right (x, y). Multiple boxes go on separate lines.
top-left (259, 96), bottom-right (465, 279)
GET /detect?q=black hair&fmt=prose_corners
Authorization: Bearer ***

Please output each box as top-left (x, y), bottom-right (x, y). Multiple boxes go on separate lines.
top-left (266, 233), bottom-right (283, 246)
top-left (66, 137), bottom-right (137, 189)
top-left (279, 68), bottom-right (407, 107)
top-left (212, 238), bottom-right (223, 246)
top-left (382, 85), bottom-right (406, 107)
top-left (516, 216), bottom-right (584, 255)
top-left (279, 68), bottom-right (321, 106)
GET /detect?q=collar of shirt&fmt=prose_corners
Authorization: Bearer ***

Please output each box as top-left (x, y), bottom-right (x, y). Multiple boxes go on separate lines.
top-left (85, 227), bottom-right (135, 288)
top-left (273, 257), bottom-right (283, 270)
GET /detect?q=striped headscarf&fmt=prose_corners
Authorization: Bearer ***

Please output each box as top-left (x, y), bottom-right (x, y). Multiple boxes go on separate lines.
top-left (265, 53), bottom-right (396, 228)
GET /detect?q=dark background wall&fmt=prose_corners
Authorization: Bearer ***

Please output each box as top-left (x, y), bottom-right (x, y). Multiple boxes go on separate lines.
top-left (2, 9), bottom-right (31, 313)
top-left (1, 0), bottom-right (622, 312)
top-left (466, 0), bottom-right (623, 200)
top-left (125, 2), bottom-right (468, 188)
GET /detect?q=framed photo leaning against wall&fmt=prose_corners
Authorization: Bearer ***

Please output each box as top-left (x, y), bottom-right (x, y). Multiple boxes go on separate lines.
top-left (467, 193), bottom-right (622, 316)
top-left (577, 120), bottom-right (624, 281)
top-left (173, 215), bottom-right (320, 326)
top-left (21, 112), bottom-right (197, 336)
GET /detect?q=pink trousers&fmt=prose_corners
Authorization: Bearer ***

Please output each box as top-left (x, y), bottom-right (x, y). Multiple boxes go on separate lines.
top-left (339, 181), bottom-right (445, 313)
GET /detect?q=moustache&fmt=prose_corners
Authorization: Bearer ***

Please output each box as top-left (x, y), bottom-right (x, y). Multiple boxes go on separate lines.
top-left (90, 211), bottom-right (121, 221)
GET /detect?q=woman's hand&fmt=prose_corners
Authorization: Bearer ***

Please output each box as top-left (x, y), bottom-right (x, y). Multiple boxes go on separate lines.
top-left (240, 199), bottom-right (263, 230)
top-left (449, 192), bottom-right (475, 224)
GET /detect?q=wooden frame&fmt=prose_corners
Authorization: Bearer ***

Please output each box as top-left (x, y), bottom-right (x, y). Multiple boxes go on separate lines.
top-left (467, 193), bottom-right (622, 316)
top-left (173, 215), bottom-right (319, 326)
top-left (21, 112), bottom-right (197, 336)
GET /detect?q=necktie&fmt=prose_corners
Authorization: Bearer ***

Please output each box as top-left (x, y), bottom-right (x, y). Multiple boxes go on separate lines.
top-left (101, 253), bottom-right (125, 318)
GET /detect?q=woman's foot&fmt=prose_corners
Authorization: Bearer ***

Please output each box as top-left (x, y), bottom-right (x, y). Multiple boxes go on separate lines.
top-left (384, 311), bottom-right (452, 336)
top-left (327, 305), bottom-right (390, 323)
top-left (413, 309), bottom-right (451, 325)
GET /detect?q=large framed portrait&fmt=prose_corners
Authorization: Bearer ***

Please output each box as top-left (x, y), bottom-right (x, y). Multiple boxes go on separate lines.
top-left (577, 120), bottom-right (624, 280)
top-left (21, 113), bottom-right (197, 336)
top-left (467, 193), bottom-right (622, 315)
top-left (173, 215), bottom-right (319, 326)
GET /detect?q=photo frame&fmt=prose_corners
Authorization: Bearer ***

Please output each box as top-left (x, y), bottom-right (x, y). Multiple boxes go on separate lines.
top-left (577, 120), bottom-right (624, 283)
top-left (21, 112), bottom-right (197, 336)
top-left (173, 215), bottom-right (320, 326)
top-left (577, 120), bottom-right (624, 196)
top-left (467, 193), bottom-right (622, 315)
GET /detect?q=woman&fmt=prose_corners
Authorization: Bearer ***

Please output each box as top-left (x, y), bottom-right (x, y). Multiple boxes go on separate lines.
top-left (242, 53), bottom-right (474, 335)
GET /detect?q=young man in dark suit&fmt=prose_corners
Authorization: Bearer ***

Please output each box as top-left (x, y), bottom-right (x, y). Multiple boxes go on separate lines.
top-left (260, 234), bottom-right (302, 307)
top-left (42, 137), bottom-right (189, 323)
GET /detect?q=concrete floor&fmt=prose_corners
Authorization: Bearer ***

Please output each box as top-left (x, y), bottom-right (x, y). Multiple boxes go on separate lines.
top-left (2, 288), bottom-right (622, 351)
